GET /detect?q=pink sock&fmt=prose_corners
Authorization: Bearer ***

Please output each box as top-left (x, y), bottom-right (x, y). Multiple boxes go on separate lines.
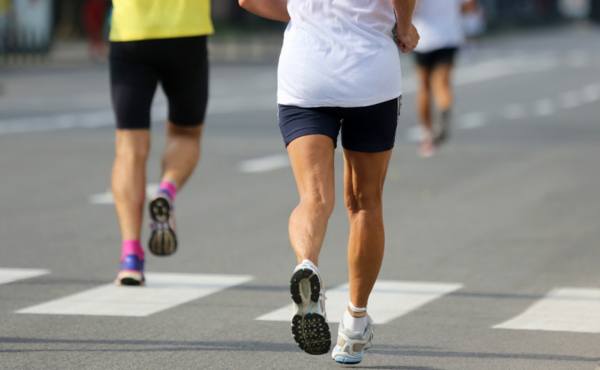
top-left (158, 180), bottom-right (178, 201)
top-left (121, 240), bottom-right (144, 261)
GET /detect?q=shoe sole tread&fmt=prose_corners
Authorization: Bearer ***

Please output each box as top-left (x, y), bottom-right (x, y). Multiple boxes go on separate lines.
top-left (148, 196), bottom-right (177, 256)
top-left (290, 268), bottom-right (331, 355)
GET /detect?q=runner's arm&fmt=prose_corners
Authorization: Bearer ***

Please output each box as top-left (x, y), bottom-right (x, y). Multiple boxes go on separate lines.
top-left (238, 0), bottom-right (290, 23)
top-left (390, 0), bottom-right (419, 53)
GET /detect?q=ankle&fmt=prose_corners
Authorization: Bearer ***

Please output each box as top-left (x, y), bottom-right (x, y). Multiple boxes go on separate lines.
top-left (343, 303), bottom-right (368, 333)
top-left (300, 259), bottom-right (319, 273)
top-left (348, 301), bottom-right (367, 317)
top-left (158, 179), bottom-right (178, 201)
top-left (121, 240), bottom-right (144, 261)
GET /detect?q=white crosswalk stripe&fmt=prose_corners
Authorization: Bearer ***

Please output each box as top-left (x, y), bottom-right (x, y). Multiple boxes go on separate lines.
top-left (17, 273), bottom-right (253, 317)
top-left (8, 268), bottom-right (600, 334)
top-left (494, 288), bottom-right (600, 334)
top-left (0, 268), bottom-right (49, 285)
top-left (256, 280), bottom-right (463, 323)
top-left (89, 183), bottom-right (159, 204)
top-left (238, 154), bottom-right (290, 173)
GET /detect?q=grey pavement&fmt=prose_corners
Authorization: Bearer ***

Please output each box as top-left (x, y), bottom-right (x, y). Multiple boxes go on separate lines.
top-left (1, 25), bottom-right (600, 369)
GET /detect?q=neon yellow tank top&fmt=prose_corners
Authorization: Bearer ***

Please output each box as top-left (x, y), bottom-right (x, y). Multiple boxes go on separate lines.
top-left (110, 0), bottom-right (214, 42)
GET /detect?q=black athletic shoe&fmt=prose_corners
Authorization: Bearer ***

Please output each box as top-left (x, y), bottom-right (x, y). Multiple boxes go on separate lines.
top-left (148, 194), bottom-right (178, 256)
top-left (436, 109), bottom-right (452, 145)
top-left (290, 263), bottom-right (331, 355)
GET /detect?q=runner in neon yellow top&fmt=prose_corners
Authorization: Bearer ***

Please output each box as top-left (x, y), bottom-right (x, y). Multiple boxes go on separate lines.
top-left (110, 0), bottom-right (213, 286)
top-left (110, 0), bottom-right (214, 41)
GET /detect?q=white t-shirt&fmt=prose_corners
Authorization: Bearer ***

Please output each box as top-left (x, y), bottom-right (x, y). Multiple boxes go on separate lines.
top-left (413, 0), bottom-right (468, 53)
top-left (277, 0), bottom-right (402, 108)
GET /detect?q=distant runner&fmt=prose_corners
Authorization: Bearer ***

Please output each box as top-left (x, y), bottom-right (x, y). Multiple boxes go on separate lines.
top-left (240, 0), bottom-right (418, 364)
top-left (110, 0), bottom-right (213, 285)
top-left (412, 0), bottom-right (478, 157)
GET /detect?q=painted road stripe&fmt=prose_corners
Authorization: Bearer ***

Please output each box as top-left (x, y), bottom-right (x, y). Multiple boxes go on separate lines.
top-left (559, 91), bottom-right (582, 109)
top-left (17, 273), bottom-right (253, 317)
top-left (0, 94), bottom-right (273, 136)
top-left (533, 99), bottom-right (555, 116)
top-left (582, 83), bottom-right (600, 103)
top-left (89, 183), bottom-right (159, 205)
top-left (0, 268), bottom-right (49, 285)
top-left (256, 280), bottom-right (462, 323)
top-left (456, 112), bottom-right (487, 129)
top-left (494, 288), bottom-right (600, 333)
top-left (504, 104), bottom-right (527, 120)
top-left (238, 154), bottom-right (290, 173)
top-left (405, 126), bottom-right (423, 143)
top-left (567, 51), bottom-right (590, 68)
top-left (0, 56), bottom-right (565, 138)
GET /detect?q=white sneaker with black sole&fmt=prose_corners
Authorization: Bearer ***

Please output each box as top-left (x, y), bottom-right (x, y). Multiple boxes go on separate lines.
top-left (332, 314), bottom-right (374, 364)
top-left (289, 263), bottom-right (331, 355)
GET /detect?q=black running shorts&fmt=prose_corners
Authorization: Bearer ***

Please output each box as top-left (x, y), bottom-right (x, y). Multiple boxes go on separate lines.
top-left (413, 47), bottom-right (458, 70)
top-left (278, 97), bottom-right (401, 153)
top-left (110, 36), bottom-right (209, 129)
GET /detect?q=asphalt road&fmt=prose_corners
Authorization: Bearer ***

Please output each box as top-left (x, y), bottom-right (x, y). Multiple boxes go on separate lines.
top-left (1, 25), bottom-right (600, 370)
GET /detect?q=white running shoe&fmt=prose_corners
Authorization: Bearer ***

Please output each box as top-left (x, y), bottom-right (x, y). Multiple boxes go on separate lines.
top-left (332, 314), bottom-right (375, 364)
top-left (290, 263), bottom-right (331, 355)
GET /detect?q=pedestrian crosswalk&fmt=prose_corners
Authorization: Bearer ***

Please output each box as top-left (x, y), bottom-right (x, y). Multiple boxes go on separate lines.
top-left (2, 268), bottom-right (600, 335)
top-left (17, 273), bottom-right (253, 317)
top-left (0, 268), bottom-right (49, 285)
top-left (256, 281), bottom-right (462, 323)
top-left (494, 288), bottom-right (600, 334)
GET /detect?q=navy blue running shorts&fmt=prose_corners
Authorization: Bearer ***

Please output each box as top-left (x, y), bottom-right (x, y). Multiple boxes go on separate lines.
top-left (110, 36), bottom-right (209, 130)
top-left (413, 47), bottom-right (458, 70)
top-left (278, 97), bottom-right (402, 153)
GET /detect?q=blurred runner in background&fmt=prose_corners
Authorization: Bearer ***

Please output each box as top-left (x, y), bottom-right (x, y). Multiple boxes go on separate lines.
top-left (110, 0), bottom-right (213, 286)
top-left (0, 0), bottom-right (9, 59)
top-left (462, 0), bottom-right (486, 57)
top-left (412, 0), bottom-right (479, 157)
top-left (240, 0), bottom-right (418, 364)
top-left (83, 0), bottom-right (108, 59)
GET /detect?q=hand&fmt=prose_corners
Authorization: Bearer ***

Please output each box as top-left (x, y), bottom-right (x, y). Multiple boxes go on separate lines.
top-left (394, 23), bottom-right (419, 53)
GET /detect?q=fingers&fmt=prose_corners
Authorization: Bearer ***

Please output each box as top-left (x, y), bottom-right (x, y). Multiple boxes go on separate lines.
top-left (398, 38), bottom-right (416, 53)
top-left (395, 24), bottom-right (420, 53)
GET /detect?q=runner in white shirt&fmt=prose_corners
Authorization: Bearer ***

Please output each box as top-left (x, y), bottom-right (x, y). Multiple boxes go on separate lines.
top-left (240, 0), bottom-right (418, 364)
top-left (412, 0), bottom-right (478, 157)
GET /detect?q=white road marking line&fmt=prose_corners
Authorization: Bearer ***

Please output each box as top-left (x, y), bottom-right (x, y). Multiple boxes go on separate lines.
top-left (582, 83), bottom-right (600, 103)
top-left (494, 288), bottom-right (600, 333)
top-left (400, 56), bottom-right (557, 96)
top-left (504, 104), bottom-right (527, 120)
top-left (255, 280), bottom-right (463, 323)
top-left (456, 112), bottom-right (487, 129)
top-left (533, 99), bottom-right (555, 116)
top-left (559, 91), bottom-right (582, 109)
top-left (405, 112), bottom-right (486, 142)
top-left (0, 94), bottom-right (276, 136)
top-left (88, 183), bottom-right (159, 205)
top-left (238, 154), bottom-right (290, 173)
top-left (405, 126), bottom-right (423, 143)
top-left (17, 273), bottom-right (253, 317)
top-left (0, 268), bottom-right (49, 285)
top-left (567, 51), bottom-right (590, 68)
top-left (454, 56), bottom-right (558, 87)
top-left (0, 110), bottom-right (115, 135)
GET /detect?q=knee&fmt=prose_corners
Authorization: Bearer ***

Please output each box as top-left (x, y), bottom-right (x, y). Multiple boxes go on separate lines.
top-left (115, 140), bottom-right (150, 163)
top-left (345, 190), bottom-right (382, 216)
top-left (167, 122), bottom-right (203, 139)
top-left (300, 191), bottom-right (335, 217)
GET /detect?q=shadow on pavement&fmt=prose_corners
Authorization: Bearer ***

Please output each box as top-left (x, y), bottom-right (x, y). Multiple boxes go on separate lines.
top-left (344, 366), bottom-right (442, 370)
top-left (369, 345), bottom-right (599, 363)
top-left (0, 337), bottom-right (598, 364)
